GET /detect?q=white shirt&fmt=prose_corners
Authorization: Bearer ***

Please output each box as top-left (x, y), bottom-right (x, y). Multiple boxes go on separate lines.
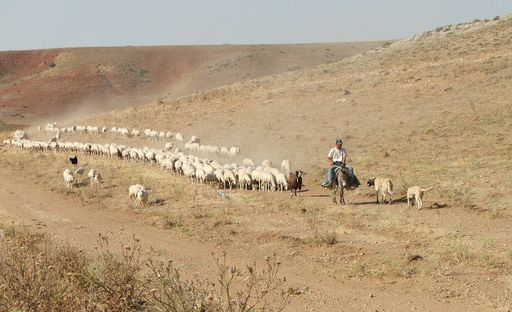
top-left (328, 147), bottom-right (347, 162)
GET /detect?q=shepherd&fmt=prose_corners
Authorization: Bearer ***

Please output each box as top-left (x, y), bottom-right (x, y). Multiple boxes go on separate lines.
top-left (320, 138), bottom-right (360, 192)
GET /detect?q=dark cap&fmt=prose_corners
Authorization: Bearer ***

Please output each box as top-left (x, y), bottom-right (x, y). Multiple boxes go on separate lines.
top-left (335, 139), bottom-right (343, 145)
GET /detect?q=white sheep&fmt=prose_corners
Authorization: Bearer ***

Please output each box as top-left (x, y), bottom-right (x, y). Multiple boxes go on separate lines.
top-left (150, 130), bottom-right (158, 140)
top-left (75, 167), bottom-right (85, 176)
top-left (262, 159), bottom-right (273, 168)
top-left (118, 128), bottom-right (129, 136)
top-left (280, 159), bottom-right (291, 174)
top-left (239, 172), bottom-right (253, 190)
top-left (88, 168), bottom-right (98, 183)
top-left (14, 130), bottom-right (26, 140)
top-left (220, 146), bottom-right (230, 158)
top-left (164, 142), bottom-right (173, 151)
top-left (260, 171), bottom-right (277, 192)
top-left (275, 172), bottom-right (288, 192)
top-left (195, 168), bottom-right (206, 184)
top-left (136, 189), bottom-right (149, 206)
top-left (91, 173), bottom-right (102, 191)
top-left (223, 169), bottom-right (237, 189)
top-left (129, 184), bottom-right (146, 199)
top-left (63, 169), bottom-right (74, 188)
top-left (189, 135), bottom-right (200, 144)
top-left (175, 132), bottom-right (184, 142)
top-left (144, 129), bottom-right (152, 138)
top-left (229, 146), bottom-right (240, 158)
top-left (132, 129), bottom-right (141, 137)
top-left (243, 158), bottom-right (255, 167)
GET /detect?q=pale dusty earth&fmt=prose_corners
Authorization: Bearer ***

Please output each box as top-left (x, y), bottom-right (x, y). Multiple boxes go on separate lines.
top-left (2, 14), bottom-right (512, 312)
top-left (0, 163), bottom-right (509, 312)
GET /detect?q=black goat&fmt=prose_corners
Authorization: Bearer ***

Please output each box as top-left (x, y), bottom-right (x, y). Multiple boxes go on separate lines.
top-left (69, 155), bottom-right (78, 166)
top-left (288, 170), bottom-right (304, 197)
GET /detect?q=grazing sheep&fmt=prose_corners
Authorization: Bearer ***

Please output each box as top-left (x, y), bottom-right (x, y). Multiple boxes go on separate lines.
top-left (117, 128), bottom-right (129, 136)
top-left (136, 189), bottom-right (149, 206)
top-left (195, 168), bottom-right (206, 184)
top-left (175, 132), bottom-right (184, 142)
top-left (14, 130), bottom-right (26, 140)
top-left (260, 171), bottom-right (277, 192)
top-left (239, 172), bottom-right (253, 190)
top-left (189, 135), bottom-right (200, 144)
top-left (164, 142), bottom-right (173, 151)
top-left (88, 169), bottom-right (102, 186)
top-left (275, 172), bottom-right (288, 192)
top-left (220, 147), bottom-right (230, 158)
top-left (243, 158), bottom-right (255, 167)
top-left (280, 159), bottom-right (291, 174)
top-left (132, 129), bottom-right (141, 137)
top-left (129, 184), bottom-right (146, 199)
top-left (75, 167), bottom-right (85, 176)
top-left (109, 145), bottom-right (120, 159)
top-left (262, 159), bottom-right (273, 168)
top-left (150, 130), bottom-right (158, 140)
top-left (288, 170), bottom-right (303, 196)
top-left (63, 169), bottom-right (74, 188)
top-left (229, 146), bottom-right (240, 158)
top-left (88, 168), bottom-right (97, 181)
top-left (91, 173), bottom-right (102, 191)
top-left (223, 169), bottom-right (237, 189)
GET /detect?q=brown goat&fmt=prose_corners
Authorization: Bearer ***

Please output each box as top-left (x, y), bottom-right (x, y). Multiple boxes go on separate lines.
top-left (288, 170), bottom-right (303, 196)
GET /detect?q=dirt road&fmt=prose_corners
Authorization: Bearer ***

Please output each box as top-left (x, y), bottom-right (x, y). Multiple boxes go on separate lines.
top-left (0, 167), bottom-right (499, 311)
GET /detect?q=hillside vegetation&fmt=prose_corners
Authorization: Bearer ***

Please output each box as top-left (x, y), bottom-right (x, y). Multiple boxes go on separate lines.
top-left (1, 14), bottom-right (512, 311)
top-left (88, 15), bottom-right (512, 212)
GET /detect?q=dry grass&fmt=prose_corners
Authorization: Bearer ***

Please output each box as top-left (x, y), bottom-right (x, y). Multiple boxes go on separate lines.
top-left (2, 15), bottom-right (512, 310)
top-left (0, 223), bottom-right (289, 311)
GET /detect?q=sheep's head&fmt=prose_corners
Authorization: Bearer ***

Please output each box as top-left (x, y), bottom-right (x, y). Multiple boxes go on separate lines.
top-left (366, 177), bottom-right (375, 187)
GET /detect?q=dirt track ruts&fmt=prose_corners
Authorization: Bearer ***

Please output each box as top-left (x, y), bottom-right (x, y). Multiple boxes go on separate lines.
top-left (0, 167), bottom-right (492, 311)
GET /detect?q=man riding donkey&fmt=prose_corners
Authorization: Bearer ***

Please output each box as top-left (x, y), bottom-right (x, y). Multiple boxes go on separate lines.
top-left (321, 138), bottom-right (360, 192)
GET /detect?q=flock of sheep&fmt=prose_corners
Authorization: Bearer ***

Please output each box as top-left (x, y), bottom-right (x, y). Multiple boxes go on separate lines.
top-left (43, 122), bottom-right (241, 159)
top-left (4, 124), bottom-right (298, 207)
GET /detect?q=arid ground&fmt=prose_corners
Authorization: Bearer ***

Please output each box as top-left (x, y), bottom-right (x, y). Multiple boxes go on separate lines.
top-left (1, 15), bottom-right (512, 311)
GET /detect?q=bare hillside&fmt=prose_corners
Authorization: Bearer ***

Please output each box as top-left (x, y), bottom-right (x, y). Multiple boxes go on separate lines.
top-left (2, 15), bottom-right (512, 311)
top-left (0, 42), bottom-right (385, 124)
top-left (91, 15), bottom-right (512, 207)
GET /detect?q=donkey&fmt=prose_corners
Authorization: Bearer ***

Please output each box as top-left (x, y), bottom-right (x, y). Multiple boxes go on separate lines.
top-left (332, 166), bottom-right (351, 205)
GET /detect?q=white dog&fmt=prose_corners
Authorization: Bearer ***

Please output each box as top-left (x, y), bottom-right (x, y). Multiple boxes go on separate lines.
top-left (407, 186), bottom-right (433, 209)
